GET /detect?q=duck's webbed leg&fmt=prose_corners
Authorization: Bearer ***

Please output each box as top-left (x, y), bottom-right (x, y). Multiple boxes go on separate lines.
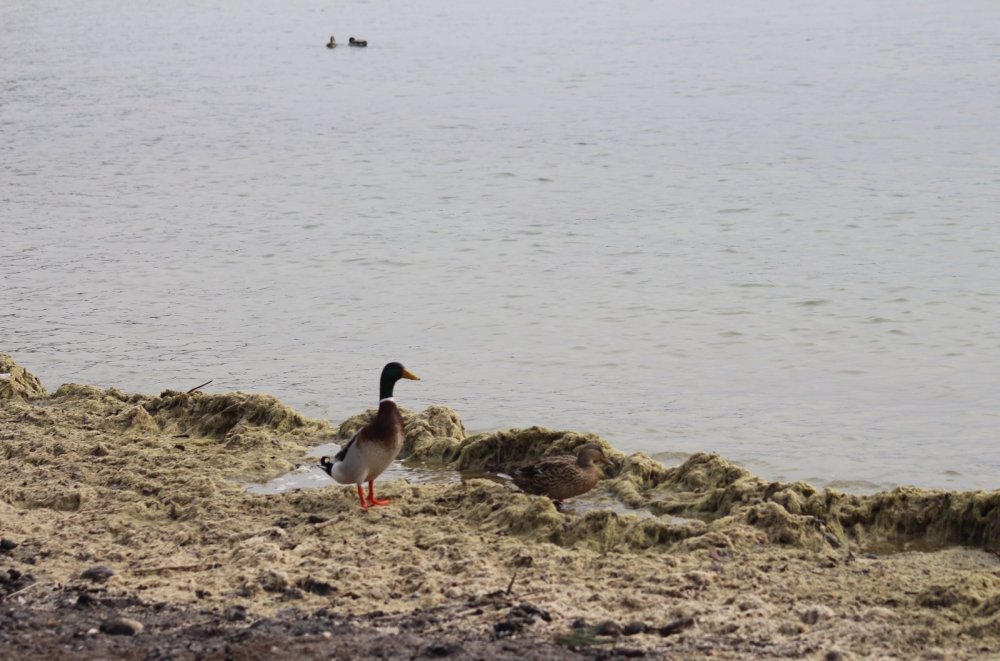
top-left (367, 480), bottom-right (391, 506)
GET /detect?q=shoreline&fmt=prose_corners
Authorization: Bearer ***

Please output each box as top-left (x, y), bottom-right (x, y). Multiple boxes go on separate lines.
top-left (2, 353), bottom-right (1000, 659)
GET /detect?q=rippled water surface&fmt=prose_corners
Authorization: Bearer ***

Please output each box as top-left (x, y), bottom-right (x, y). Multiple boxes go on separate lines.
top-left (3, 0), bottom-right (999, 491)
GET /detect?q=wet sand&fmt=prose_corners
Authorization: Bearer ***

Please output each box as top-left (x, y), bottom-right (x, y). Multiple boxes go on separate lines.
top-left (2, 353), bottom-right (1000, 659)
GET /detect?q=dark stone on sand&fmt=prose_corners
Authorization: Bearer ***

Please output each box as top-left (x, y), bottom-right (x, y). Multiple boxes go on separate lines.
top-left (623, 621), bottom-right (648, 636)
top-left (0, 538), bottom-right (17, 552)
top-left (491, 604), bottom-right (552, 640)
top-left (75, 592), bottom-right (94, 608)
top-left (492, 620), bottom-right (519, 639)
top-left (225, 605), bottom-right (248, 622)
top-left (515, 603), bottom-right (551, 623)
top-left (571, 618), bottom-right (589, 629)
top-left (307, 514), bottom-right (329, 524)
top-left (658, 617), bottom-right (695, 637)
top-left (80, 565), bottom-right (116, 583)
top-left (427, 642), bottom-right (460, 656)
top-left (297, 577), bottom-right (335, 596)
top-left (100, 617), bottom-right (144, 636)
top-left (596, 620), bottom-right (622, 637)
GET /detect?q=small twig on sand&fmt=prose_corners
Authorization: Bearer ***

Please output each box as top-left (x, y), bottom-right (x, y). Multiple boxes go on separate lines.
top-left (314, 519), bottom-right (339, 530)
top-left (130, 562), bottom-right (220, 576)
top-left (77, 505), bottom-right (132, 515)
top-left (186, 380), bottom-right (213, 394)
top-left (505, 570), bottom-right (518, 596)
top-left (2, 581), bottom-right (41, 601)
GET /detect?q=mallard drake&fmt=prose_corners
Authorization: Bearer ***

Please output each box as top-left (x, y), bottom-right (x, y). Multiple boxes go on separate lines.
top-left (326, 35), bottom-right (337, 48)
top-left (319, 362), bottom-right (419, 510)
top-left (348, 37), bottom-right (367, 47)
top-left (510, 443), bottom-right (609, 505)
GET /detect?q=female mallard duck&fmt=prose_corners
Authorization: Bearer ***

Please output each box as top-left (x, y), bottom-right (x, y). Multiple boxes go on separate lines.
top-left (319, 362), bottom-right (419, 510)
top-left (326, 35), bottom-right (338, 48)
top-left (348, 37), bottom-right (367, 47)
top-left (510, 443), bottom-right (609, 505)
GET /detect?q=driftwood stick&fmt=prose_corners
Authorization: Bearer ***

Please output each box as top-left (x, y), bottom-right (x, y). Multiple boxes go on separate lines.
top-left (2, 581), bottom-right (41, 601)
top-left (129, 562), bottom-right (220, 576)
top-left (505, 569), bottom-right (518, 596)
top-left (186, 380), bottom-right (213, 394)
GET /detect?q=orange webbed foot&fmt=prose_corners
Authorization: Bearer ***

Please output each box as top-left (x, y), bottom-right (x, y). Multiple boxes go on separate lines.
top-left (366, 481), bottom-right (390, 507)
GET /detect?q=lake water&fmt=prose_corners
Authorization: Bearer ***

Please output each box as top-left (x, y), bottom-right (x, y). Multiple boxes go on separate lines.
top-left (3, 0), bottom-right (999, 492)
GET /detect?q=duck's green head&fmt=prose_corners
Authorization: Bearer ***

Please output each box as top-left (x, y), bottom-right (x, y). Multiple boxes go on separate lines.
top-left (380, 362), bottom-right (420, 399)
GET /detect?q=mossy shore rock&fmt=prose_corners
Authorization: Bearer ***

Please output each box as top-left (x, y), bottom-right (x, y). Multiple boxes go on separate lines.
top-left (0, 353), bottom-right (47, 400)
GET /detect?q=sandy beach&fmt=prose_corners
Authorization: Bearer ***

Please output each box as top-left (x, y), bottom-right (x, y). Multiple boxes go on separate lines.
top-left (2, 353), bottom-right (1000, 659)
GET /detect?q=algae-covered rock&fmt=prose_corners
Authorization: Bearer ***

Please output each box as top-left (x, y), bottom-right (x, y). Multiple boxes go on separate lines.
top-left (744, 501), bottom-right (820, 547)
top-left (447, 427), bottom-right (616, 473)
top-left (0, 353), bottom-right (47, 400)
top-left (917, 573), bottom-right (1000, 615)
top-left (51, 384), bottom-right (133, 403)
top-left (402, 405), bottom-right (466, 460)
top-left (0, 481), bottom-right (93, 512)
top-left (108, 405), bottom-right (160, 434)
top-left (822, 487), bottom-right (1000, 552)
top-left (145, 390), bottom-right (329, 440)
top-left (639, 453), bottom-right (763, 519)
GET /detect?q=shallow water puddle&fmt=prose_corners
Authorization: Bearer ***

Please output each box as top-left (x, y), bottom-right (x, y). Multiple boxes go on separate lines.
top-left (861, 539), bottom-right (956, 557)
top-left (244, 442), bottom-right (460, 495)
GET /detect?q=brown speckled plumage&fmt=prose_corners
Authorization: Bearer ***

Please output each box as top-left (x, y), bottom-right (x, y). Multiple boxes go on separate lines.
top-left (510, 443), bottom-right (609, 502)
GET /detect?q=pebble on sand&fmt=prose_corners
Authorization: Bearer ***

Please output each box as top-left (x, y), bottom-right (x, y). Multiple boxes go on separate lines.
top-left (99, 617), bottom-right (144, 636)
top-left (596, 620), bottom-right (622, 637)
top-left (80, 565), bottom-right (116, 583)
top-left (801, 604), bottom-right (835, 625)
top-left (659, 616), bottom-right (695, 637)
top-left (622, 620), bottom-right (647, 635)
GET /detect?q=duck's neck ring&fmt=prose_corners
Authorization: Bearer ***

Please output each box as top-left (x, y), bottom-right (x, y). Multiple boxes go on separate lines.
top-left (379, 397), bottom-right (395, 404)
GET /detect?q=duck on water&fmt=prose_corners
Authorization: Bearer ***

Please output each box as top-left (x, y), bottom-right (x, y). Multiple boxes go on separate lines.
top-left (319, 362), bottom-right (419, 510)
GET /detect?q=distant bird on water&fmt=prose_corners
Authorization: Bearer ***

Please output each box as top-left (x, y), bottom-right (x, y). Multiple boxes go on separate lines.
top-left (319, 362), bottom-right (419, 511)
top-left (349, 37), bottom-right (368, 47)
top-left (326, 35), bottom-right (338, 48)
top-left (510, 443), bottom-right (610, 507)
